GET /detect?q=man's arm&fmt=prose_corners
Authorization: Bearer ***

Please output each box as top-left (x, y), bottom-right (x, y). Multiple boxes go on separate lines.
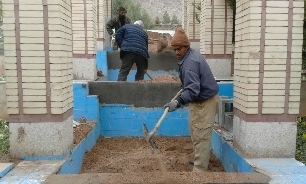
top-left (115, 26), bottom-right (125, 48)
top-left (106, 18), bottom-right (115, 35)
top-left (126, 17), bottom-right (131, 24)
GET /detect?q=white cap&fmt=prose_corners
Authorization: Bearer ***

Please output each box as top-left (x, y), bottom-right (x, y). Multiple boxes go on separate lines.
top-left (134, 20), bottom-right (144, 29)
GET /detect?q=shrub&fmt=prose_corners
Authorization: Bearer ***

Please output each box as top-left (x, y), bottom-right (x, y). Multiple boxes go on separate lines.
top-left (0, 119), bottom-right (9, 154)
top-left (296, 116), bottom-right (306, 164)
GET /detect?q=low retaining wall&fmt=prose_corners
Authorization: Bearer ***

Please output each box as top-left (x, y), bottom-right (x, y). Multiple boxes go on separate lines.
top-left (96, 51), bottom-right (232, 81)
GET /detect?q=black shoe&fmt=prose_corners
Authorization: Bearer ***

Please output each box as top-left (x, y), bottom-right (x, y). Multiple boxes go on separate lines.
top-left (188, 159), bottom-right (194, 165)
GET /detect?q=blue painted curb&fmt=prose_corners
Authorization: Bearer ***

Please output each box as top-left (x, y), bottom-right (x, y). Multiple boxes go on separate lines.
top-left (0, 164), bottom-right (14, 178)
top-left (59, 122), bottom-right (100, 174)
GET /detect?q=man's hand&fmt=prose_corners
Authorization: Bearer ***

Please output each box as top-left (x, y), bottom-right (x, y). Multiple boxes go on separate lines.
top-left (164, 100), bottom-right (179, 112)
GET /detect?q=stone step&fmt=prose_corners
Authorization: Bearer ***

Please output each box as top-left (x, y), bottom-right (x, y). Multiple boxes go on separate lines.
top-left (44, 172), bottom-right (271, 184)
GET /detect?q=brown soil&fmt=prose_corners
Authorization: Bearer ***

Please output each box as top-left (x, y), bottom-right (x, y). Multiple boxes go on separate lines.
top-left (138, 74), bottom-right (181, 83)
top-left (0, 152), bottom-right (21, 165)
top-left (80, 137), bottom-right (225, 174)
top-left (73, 122), bottom-right (96, 145)
top-left (147, 31), bottom-right (173, 53)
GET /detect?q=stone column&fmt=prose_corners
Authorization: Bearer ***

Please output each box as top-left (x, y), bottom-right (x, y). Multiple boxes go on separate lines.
top-left (96, 0), bottom-right (104, 50)
top-left (103, 0), bottom-right (111, 19)
top-left (182, 0), bottom-right (188, 30)
top-left (186, 0), bottom-right (201, 41)
top-left (103, 0), bottom-right (112, 50)
top-left (71, 0), bottom-right (97, 80)
top-left (200, 0), bottom-right (233, 78)
top-left (233, 0), bottom-right (304, 158)
top-left (3, 0), bottom-right (73, 158)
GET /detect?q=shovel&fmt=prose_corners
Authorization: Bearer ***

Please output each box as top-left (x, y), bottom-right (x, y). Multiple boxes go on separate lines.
top-left (145, 71), bottom-right (153, 80)
top-left (143, 88), bottom-right (183, 151)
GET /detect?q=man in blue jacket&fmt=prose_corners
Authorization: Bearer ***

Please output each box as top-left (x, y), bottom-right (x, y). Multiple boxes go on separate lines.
top-left (164, 27), bottom-right (219, 172)
top-left (115, 20), bottom-right (149, 81)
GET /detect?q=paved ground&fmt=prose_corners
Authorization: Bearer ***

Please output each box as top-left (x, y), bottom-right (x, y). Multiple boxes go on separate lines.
top-left (0, 161), bottom-right (63, 184)
top-left (248, 158), bottom-right (306, 184)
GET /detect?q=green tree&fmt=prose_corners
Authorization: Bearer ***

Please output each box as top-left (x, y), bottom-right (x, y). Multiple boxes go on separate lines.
top-left (171, 14), bottom-right (179, 25)
top-left (162, 11), bottom-right (171, 24)
top-left (140, 10), bottom-right (154, 29)
top-left (111, 0), bottom-right (154, 29)
top-left (191, 2), bottom-right (201, 23)
top-left (155, 17), bottom-right (160, 25)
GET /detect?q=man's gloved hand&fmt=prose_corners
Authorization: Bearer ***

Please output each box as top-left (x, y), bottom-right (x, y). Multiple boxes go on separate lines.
top-left (164, 100), bottom-right (180, 112)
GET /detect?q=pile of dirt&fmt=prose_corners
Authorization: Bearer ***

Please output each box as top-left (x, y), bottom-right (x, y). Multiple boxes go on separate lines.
top-left (147, 31), bottom-right (173, 53)
top-left (138, 74), bottom-right (180, 83)
top-left (80, 137), bottom-right (225, 173)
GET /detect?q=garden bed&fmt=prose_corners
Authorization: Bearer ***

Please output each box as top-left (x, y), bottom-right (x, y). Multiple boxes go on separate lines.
top-left (80, 137), bottom-right (225, 173)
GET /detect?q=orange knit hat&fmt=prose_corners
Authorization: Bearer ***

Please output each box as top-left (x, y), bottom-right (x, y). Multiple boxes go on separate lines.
top-left (170, 27), bottom-right (190, 47)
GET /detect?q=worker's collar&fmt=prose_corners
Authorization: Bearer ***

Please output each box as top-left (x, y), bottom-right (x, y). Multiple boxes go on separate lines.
top-left (178, 48), bottom-right (191, 66)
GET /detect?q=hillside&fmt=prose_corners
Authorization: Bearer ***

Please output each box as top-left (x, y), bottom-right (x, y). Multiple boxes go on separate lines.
top-left (131, 0), bottom-right (182, 23)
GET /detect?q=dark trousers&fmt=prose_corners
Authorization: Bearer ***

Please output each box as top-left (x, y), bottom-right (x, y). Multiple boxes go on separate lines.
top-left (117, 51), bottom-right (148, 81)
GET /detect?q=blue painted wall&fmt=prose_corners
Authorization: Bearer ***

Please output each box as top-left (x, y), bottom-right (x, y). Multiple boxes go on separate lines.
top-left (59, 121), bottom-right (100, 174)
top-left (100, 104), bottom-right (189, 137)
top-left (211, 131), bottom-right (255, 173)
top-left (73, 82), bottom-right (99, 121)
top-left (96, 51), bottom-right (108, 80)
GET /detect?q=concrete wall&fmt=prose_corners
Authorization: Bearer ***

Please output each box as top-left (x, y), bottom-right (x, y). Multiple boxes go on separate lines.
top-left (0, 56), bottom-right (4, 77)
top-left (0, 81), bottom-right (8, 120)
top-left (300, 80), bottom-right (306, 116)
top-left (89, 82), bottom-right (181, 107)
top-left (107, 51), bottom-right (178, 71)
top-left (105, 51), bottom-right (232, 79)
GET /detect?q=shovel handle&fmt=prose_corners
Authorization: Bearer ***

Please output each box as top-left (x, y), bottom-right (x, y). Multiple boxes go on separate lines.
top-left (148, 88), bottom-right (184, 138)
top-left (145, 72), bottom-right (153, 80)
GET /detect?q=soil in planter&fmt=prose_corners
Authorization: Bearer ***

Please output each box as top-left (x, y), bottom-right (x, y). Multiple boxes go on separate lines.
top-left (73, 122), bottom-right (96, 145)
top-left (138, 74), bottom-right (181, 83)
top-left (80, 137), bottom-right (225, 173)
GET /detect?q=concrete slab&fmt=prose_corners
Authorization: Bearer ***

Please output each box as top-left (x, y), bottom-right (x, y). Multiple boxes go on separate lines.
top-left (0, 161), bottom-right (64, 184)
top-left (0, 163), bottom-right (14, 178)
top-left (247, 158), bottom-right (306, 184)
top-left (44, 172), bottom-right (271, 184)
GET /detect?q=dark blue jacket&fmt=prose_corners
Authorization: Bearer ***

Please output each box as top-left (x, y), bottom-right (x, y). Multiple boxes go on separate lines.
top-left (115, 24), bottom-right (149, 60)
top-left (177, 48), bottom-right (219, 105)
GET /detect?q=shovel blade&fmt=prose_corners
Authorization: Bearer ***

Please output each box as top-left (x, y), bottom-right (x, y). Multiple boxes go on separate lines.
top-left (142, 124), bottom-right (158, 151)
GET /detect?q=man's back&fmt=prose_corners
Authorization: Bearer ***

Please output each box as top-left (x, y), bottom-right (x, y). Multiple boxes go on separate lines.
top-left (115, 24), bottom-right (149, 60)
